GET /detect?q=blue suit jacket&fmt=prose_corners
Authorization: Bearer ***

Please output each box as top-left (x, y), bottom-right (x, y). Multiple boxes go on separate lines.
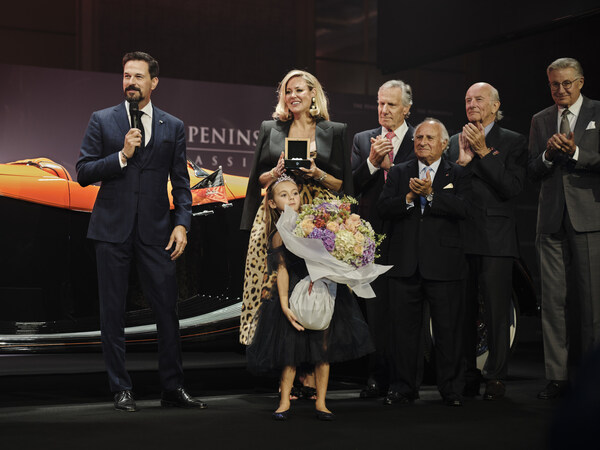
top-left (76, 102), bottom-right (192, 245)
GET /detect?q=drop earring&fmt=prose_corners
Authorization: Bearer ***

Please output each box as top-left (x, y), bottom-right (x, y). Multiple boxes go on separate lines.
top-left (310, 97), bottom-right (318, 116)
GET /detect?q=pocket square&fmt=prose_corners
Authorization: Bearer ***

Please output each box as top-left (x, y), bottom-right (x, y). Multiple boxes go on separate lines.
top-left (586, 121), bottom-right (596, 130)
top-left (443, 183), bottom-right (454, 189)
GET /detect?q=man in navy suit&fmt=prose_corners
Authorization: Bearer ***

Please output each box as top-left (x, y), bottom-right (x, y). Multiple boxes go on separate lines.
top-left (446, 82), bottom-right (527, 400)
top-left (77, 51), bottom-right (206, 412)
top-left (377, 118), bottom-right (470, 406)
top-left (351, 80), bottom-right (415, 400)
top-left (528, 57), bottom-right (600, 400)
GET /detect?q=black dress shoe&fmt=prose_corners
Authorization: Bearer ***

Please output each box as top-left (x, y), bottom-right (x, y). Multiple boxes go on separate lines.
top-left (537, 381), bottom-right (568, 400)
top-left (483, 380), bottom-right (506, 400)
top-left (114, 390), bottom-right (138, 412)
top-left (443, 394), bottom-right (463, 407)
top-left (272, 409), bottom-right (289, 421)
top-left (360, 383), bottom-right (381, 399)
top-left (383, 391), bottom-right (414, 406)
top-left (316, 410), bottom-right (335, 421)
top-left (161, 387), bottom-right (208, 409)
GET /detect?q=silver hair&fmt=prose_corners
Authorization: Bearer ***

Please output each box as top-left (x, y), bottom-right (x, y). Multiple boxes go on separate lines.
top-left (379, 79), bottom-right (413, 107)
top-left (547, 57), bottom-right (584, 78)
top-left (489, 85), bottom-right (504, 122)
top-left (415, 117), bottom-right (450, 150)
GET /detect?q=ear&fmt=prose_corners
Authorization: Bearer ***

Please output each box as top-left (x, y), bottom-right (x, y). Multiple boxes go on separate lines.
top-left (268, 199), bottom-right (277, 210)
top-left (491, 100), bottom-right (500, 114)
top-left (151, 77), bottom-right (159, 91)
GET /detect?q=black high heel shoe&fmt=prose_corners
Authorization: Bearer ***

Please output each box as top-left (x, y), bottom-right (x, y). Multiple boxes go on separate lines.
top-left (272, 409), bottom-right (290, 421)
top-left (315, 410), bottom-right (335, 421)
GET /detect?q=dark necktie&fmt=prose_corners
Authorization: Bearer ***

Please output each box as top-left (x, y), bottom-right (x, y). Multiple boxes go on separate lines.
top-left (134, 111), bottom-right (145, 148)
top-left (560, 108), bottom-right (571, 135)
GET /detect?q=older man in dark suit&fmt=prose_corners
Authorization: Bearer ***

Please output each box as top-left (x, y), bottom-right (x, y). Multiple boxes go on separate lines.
top-left (77, 51), bottom-right (206, 412)
top-left (351, 80), bottom-right (415, 399)
top-left (446, 82), bottom-right (527, 400)
top-left (528, 57), bottom-right (600, 400)
top-left (377, 118), bottom-right (471, 406)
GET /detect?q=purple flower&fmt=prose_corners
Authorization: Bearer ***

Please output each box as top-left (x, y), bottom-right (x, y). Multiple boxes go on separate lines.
top-left (308, 227), bottom-right (336, 252)
top-left (360, 237), bottom-right (376, 267)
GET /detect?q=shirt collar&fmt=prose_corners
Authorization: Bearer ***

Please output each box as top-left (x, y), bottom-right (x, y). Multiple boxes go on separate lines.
top-left (418, 157), bottom-right (441, 175)
top-left (484, 121), bottom-right (495, 136)
top-left (125, 100), bottom-right (153, 119)
top-left (381, 121), bottom-right (408, 140)
top-left (558, 93), bottom-right (583, 117)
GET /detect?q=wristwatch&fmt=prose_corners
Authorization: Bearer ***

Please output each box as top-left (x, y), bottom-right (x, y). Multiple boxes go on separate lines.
top-left (426, 191), bottom-right (434, 202)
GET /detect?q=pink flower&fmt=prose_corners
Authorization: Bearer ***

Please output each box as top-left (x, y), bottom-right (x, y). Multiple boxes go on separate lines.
top-left (344, 214), bottom-right (361, 233)
top-left (300, 218), bottom-right (315, 235)
top-left (326, 221), bottom-right (340, 233)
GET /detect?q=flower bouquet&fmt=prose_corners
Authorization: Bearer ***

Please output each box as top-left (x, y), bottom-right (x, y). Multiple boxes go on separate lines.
top-left (276, 196), bottom-right (391, 298)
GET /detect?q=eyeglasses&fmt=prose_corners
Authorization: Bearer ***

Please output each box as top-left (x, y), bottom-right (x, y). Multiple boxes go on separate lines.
top-left (549, 78), bottom-right (581, 91)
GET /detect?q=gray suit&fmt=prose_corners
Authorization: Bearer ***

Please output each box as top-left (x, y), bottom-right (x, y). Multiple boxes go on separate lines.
top-left (528, 95), bottom-right (600, 380)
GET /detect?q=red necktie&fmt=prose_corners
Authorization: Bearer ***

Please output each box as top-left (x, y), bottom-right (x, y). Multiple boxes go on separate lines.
top-left (384, 130), bottom-right (395, 181)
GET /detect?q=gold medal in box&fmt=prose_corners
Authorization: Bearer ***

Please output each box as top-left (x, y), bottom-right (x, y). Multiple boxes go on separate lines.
top-left (284, 138), bottom-right (311, 169)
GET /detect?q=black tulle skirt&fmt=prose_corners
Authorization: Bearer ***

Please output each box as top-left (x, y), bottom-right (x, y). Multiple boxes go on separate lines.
top-left (246, 284), bottom-right (375, 375)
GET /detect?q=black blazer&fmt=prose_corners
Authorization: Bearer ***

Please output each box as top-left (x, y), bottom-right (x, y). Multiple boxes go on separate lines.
top-left (240, 119), bottom-right (352, 230)
top-left (351, 124), bottom-right (415, 234)
top-left (377, 157), bottom-right (471, 281)
top-left (445, 124), bottom-right (527, 257)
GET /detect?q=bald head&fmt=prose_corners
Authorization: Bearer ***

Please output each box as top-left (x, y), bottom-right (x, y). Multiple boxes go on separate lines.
top-left (465, 82), bottom-right (502, 126)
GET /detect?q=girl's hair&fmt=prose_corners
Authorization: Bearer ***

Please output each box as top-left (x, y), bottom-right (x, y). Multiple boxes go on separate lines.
top-left (263, 175), bottom-right (298, 237)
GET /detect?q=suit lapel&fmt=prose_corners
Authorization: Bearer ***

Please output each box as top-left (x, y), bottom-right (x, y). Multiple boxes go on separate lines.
top-left (315, 120), bottom-right (333, 164)
top-left (394, 124), bottom-right (415, 164)
top-left (543, 105), bottom-right (559, 142)
top-left (485, 123), bottom-right (500, 148)
top-left (268, 121), bottom-right (290, 162)
top-left (432, 158), bottom-right (452, 196)
top-left (113, 102), bottom-right (130, 138)
top-left (574, 96), bottom-right (593, 146)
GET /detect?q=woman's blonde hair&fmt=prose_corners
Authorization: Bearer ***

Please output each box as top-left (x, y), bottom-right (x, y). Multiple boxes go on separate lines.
top-left (272, 69), bottom-right (330, 122)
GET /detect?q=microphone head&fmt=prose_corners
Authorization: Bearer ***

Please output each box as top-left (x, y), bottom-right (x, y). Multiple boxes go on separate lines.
top-left (129, 101), bottom-right (139, 113)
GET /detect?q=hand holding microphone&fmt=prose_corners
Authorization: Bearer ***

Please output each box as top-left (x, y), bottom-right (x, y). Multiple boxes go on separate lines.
top-left (122, 101), bottom-right (144, 159)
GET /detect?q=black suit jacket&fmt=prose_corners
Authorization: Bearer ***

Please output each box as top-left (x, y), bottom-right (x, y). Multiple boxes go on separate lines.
top-left (77, 102), bottom-right (192, 245)
top-left (377, 158), bottom-right (470, 280)
top-left (445, 124), bottom-right (527, 257)
top-left (351, 124), bottom-right (415, 235)
top-left (240, 119), bottom-right (352, 230)
top-left (528, 95), bottom-right (600, 234)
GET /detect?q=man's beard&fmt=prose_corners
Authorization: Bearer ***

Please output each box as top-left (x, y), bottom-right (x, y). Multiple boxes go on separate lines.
top-left (124, 88), bottom-right (145, 103)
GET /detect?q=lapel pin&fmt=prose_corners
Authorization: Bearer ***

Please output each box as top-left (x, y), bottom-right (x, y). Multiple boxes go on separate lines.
top-left (159, 120), bottom-right (164, 124)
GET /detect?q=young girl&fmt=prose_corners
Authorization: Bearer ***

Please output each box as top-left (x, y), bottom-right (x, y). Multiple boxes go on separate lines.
top-left (246, 175), bottom-right (374, 421)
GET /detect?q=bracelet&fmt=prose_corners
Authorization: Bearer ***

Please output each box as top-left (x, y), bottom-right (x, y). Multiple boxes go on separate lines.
top-left (120, 150), bottom-right (129, 161)
top-left (315, 171), bottom-right (328, 182)
top-left (270, 168), bottom-right (277, 179)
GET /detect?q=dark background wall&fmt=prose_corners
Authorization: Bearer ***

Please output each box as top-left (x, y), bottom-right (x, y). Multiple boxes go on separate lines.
top-left (1, 0), bottom-right (599, 294)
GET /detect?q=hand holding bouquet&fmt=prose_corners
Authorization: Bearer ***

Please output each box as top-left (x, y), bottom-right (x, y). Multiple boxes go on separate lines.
top-left (276, 196), bottom-right (391, 298)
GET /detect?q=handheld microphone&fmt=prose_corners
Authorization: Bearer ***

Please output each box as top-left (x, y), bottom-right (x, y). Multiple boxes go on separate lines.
top-left (130, 101), bottom-right (140, 130)
top-left (129, 101), bottom-right (142, 151)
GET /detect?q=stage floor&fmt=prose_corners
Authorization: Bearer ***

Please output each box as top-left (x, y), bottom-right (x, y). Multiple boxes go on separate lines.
top-left (0, 317), bottom-right (563, 449)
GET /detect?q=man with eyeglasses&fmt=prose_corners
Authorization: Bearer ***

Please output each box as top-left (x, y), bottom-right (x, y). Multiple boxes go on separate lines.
top-left (446, 82), bottom-right (527, 401)
top-left (528, 57), bottom-right (600, 400)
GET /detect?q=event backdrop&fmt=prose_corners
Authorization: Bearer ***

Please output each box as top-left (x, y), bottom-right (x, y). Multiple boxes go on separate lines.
top-left (0, 63), bottom-right (377, 178)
